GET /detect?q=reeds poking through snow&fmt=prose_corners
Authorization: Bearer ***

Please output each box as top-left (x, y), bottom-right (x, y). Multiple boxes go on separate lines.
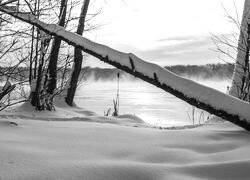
top-left (187, 106), bottom-right (209, 126)
top-left (104, 73), bottom-right (120, 117)
top-left (112, 73), bottom-right (120, 117)
top-left (187, 106), bottom-right (195, 127)
top-left (104, 108), bottom-right (111, 116)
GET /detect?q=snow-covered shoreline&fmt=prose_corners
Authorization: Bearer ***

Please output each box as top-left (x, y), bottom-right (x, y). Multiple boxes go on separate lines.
top-left (1, 6), bottom-right (249, 130)
top-left (0, 104), bottom-right (250, 180)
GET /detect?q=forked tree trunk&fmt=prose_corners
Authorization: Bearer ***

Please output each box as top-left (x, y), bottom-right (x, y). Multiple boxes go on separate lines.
top-left (31, 31), bottom-right (50, 109)
top-left (65, 0), bottom-right (90, 106)
top-left (1, 7), bottom-right (250, 130)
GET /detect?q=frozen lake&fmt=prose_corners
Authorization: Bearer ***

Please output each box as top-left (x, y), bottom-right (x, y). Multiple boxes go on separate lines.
top-left (75, 79), bottom-right (230, 127)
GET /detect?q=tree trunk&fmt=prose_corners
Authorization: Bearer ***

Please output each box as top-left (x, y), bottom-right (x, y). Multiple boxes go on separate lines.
top-left (241, 24), bottom-right (250, 101)
top-left (65, 0), bottom-right (90, 106)
top-left (229, 0), bottom-right (250, 99)
top-left (31, 31), bottom-right (49, 109)
top-left (29, 25), bottom-right (35, 84)
top-left (33, 0), bottom-right (40, 79)
top-left (46, 0), bottom-right (67, 95)
top-left (1, 7), bottom-right (250, 131)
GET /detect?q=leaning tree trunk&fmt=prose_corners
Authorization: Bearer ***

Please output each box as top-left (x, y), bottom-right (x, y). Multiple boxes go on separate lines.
top-left (65, 0), bottom-right (90, 106)
top-left (1, 6), bottom-right (250, 131)
top-left (229, 0), bottom-right (250, 99)
top-left (46, 0), bottom-right (67, 96)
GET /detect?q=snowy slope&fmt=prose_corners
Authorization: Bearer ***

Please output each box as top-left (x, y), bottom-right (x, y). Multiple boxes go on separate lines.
top-left (0, 114), bottom-right (250, 180)
top-left (0, 102), bottom-right (147, 127)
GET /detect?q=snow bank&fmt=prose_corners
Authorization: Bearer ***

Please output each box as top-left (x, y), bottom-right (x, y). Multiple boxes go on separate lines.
top-left (0, 102), bottom-right (148, 127)
top-left (0, 114), bottom-right (249, 180)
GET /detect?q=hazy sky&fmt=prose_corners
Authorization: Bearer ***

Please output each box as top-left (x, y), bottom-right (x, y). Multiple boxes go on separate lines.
top-left (84, 0), bottom-right (245, 68)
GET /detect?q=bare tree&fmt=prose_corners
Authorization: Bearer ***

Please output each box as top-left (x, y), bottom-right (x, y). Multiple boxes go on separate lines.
top-left (0, 0), bottom-right (31, 109)
top-left (46, 0), bottom-right (68, 96)
top-left (19, 0), bottom-right (75, 110)
top-left (212, 1), bottom-right (250, 102)
top-left (229, 0), bottom-right (250, 99)
top-left (1, 0), bottom-right (100, 110)
top-left (30, 30), bottom-right (51, 109)
top-left (65, 0), bottom-right (90, 106)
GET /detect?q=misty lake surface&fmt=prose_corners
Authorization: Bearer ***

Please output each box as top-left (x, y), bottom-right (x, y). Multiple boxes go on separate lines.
top-left (75, 79), bottom-right (230, 127)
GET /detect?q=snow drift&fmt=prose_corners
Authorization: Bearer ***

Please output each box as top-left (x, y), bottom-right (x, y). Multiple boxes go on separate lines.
top-left (0, 109), bottom-right (250, 180)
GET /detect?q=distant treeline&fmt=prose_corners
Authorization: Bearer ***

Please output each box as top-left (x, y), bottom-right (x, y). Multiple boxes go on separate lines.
top-left (0, 63), bottom-right (234, 82)
top-left (165, 63), bottom-right (234, 80)
top-left (82, 63), bottom-right (234, 81)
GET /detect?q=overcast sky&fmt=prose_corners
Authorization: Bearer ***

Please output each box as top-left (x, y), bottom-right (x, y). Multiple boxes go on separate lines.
top-left (84, 0), bottom-right (244, 68)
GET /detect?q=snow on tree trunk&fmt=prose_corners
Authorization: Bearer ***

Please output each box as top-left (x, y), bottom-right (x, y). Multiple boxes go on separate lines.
top-left (65, 0), bottom-right (90, 106)
top-left (1, 7), bottom-right (250, 130)
top-left (230, 0), bottom-right (250, 99)
top-left (31, 31), bottom-right (50, 109)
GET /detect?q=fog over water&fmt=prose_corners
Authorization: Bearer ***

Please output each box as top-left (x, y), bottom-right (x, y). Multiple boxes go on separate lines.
top-left (75, 78), bottom-right (230, 127)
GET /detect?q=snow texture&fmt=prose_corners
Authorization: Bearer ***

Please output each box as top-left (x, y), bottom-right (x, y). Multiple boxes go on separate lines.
top-left (0, 105), bottom-right (250, 180)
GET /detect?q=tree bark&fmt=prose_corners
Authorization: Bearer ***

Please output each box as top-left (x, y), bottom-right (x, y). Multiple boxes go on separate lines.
top-left (29, 25), bottom-right (35, 84)
top-left (65, 0), bottom-right (90, 106)
top-left (31, 31), bottom-right (49, 109)
top-left (230, 0), bottom-right (250, 99)
top-left (241, 24), bottom-right (250, 101)
top-left (46, 0), bottom-right (68, 95)
top-left (1, 7), bottom-right (250, 131)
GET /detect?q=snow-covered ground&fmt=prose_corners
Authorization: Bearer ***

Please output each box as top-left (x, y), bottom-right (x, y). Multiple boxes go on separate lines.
top-left (0, 103), bottom-right (250, 180)
top-left (1, 5), bottom-right (250, 180)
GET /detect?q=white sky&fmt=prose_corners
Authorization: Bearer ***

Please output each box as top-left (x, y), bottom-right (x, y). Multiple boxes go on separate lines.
top-left (84, 0), bottom-right (245, 68)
